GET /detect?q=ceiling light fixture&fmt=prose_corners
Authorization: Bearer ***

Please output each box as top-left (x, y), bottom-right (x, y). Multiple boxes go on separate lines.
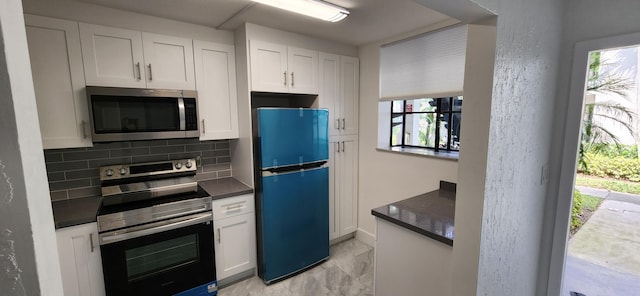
top-left (251, 0), bottom-right (350, 22)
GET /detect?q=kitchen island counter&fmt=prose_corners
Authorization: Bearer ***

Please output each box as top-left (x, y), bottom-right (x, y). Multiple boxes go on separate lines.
top-left (371, 181), bottom-right (455, 246)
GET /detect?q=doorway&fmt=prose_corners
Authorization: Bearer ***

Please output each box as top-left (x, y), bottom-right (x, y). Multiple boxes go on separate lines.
top-left (551, 32), bottom-right (640, 295)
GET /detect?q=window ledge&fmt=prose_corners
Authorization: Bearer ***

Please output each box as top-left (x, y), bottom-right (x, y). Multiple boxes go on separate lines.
top-left (376, 146), bottom-right (459, 161)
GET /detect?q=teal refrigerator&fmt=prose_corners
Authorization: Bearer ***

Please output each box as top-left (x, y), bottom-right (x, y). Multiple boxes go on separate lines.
top-left (254, 108), bottom-right (330, 284)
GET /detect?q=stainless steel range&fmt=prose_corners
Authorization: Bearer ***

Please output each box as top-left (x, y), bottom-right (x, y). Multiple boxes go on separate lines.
top-left (96, 158), bottom-right (217, 296)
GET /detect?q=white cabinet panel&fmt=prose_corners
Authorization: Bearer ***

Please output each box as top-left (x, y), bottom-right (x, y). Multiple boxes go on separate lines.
top-left (214, 213), bottom-right (256, 280)
top-left (319, 53), bottom-right (359, 136)
top-left (193, 40), bottom-right (239, 140)
top-left (288, 47), bottom-right (318, 94)
top-left (250, 41), bottom-right (317, 94)
top-left (329, 135), bottom-right (359, 240)
top-left (250, 41), bottom-right (288, 93)
top-left (25, 15), bottom-right (92, 149)
top-left (80, 23), bottom-right (146, 88)
top-left (80, 24), bottom-right (195, 90)
top-left (143, 33), bottom-right (195, 90)
top-left (212, 194), bottom-right (256, 281)
top-left (56, 223), bottom-right (105, 296)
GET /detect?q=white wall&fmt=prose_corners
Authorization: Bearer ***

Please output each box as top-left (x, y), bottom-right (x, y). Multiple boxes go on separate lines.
top-left (22, 0), bottom-right (233, 44)
top-left (356, 19), bottom-right (460, 242)
top-left (545, 1), bottom-right (640, 295)
top-left (0, 1), bottom-right (62, 295)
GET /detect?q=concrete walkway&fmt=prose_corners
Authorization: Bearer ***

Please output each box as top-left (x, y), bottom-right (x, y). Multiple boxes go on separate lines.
top-left (563, 187), bottom-right (640, 296)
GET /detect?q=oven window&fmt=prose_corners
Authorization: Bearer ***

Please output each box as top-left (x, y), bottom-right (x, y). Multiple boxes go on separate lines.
top-left (91, 95), bottom-right (181, 133)
top-left (125, 234), bottom-right (199, 282)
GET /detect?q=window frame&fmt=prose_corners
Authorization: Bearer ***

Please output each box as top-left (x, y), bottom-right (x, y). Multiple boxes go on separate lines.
top-left (390, 97), bottom-right (462, 152)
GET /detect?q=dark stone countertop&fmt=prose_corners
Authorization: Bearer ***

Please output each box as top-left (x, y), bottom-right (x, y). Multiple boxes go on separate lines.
top-left (199, 177), bottom-right (254, 200)
top-left (371, 181), bottom-right (456, 246)
top-left (52, 196), bottom-right (103, 229)
top-left (52, 177), bottom-right (254, 229)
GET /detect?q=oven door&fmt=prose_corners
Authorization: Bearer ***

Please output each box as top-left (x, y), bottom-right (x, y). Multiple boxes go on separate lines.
top-left (99, 213), bottom-right (216, 296)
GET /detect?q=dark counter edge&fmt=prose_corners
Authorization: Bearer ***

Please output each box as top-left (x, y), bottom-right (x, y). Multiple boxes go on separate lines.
top-left (371, 181), bottom-right (456, 246)
top-left (53, 177), bottom-right (254, 229)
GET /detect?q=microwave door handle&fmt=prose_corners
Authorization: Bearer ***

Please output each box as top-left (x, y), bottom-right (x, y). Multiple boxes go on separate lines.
top-left (178, 98), bottom-right (186, 131)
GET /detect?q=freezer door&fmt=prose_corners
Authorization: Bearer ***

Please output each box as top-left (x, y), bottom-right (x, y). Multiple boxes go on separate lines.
top-left (259, 167), bottom-right (329, 282)
top-left (257, 108), bottom-right (328, 169)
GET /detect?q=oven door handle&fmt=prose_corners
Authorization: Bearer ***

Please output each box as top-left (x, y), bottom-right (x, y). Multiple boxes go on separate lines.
top-left (99, 212), bottom-right (212, 245)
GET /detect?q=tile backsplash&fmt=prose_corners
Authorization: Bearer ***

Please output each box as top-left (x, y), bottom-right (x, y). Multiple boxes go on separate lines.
top-left (44, 138), bottom-right (232, 201)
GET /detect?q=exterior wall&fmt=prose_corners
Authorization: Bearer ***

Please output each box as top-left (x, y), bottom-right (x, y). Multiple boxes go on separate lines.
top-left (546, 1), bottom-right (640, 295)
top-left (0, 1), bottom-right (63, 294)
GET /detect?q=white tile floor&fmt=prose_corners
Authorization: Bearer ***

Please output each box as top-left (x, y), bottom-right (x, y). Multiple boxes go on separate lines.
top-left (219, 239), bottom-right (374, 296)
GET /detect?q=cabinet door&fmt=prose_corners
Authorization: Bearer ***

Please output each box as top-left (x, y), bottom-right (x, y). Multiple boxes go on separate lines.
top-left (143, 33), bottom-right (195, 90)
top-left (193, 40), bottom-right (239, 140)
top-left (340, 57), bottom-right (359, 135)
top-left (319, 53), bottom-right (341, 137)
top-left (250, 40), bottom-right (288, 93)
top-left (214, 213), bottom-right (257, 280)
top-left (79, 23), bottom-right (145, 88)
top-left (328, 138), bottom-right (339, 240)
top-left (338, 136), bottom-right (358, 235)
top-left (56, 223), bottom-right (105, 296)
top-left (25, 15), bottom-right (92, 149)
top-left (287, 47), bottom-right (318, 94)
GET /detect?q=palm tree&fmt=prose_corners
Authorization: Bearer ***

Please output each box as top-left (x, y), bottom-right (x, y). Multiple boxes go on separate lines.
top-left (578, 51), bottom-right (637, 171)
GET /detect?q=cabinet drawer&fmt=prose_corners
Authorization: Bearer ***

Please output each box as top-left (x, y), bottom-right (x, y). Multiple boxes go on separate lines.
top-left (212, 194), bottom-right (254, 220)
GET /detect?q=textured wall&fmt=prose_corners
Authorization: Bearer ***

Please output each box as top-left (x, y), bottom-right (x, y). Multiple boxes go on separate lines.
top-left (44, 139), bottom-right (232, 201)
top-left (0, 1), bottom-right (63, 294)
top-left (467, 0), bottom-right (565, 295)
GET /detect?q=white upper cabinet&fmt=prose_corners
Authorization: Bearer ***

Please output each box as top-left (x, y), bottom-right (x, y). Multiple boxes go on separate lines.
top-left (25, 15), bottom-right (92, 149)
top-left (250, 40), bottom-right (318, 94)
top-left (193, 40), bottom-right (239, 140)
top-left (79, 23), bottom-right (195, 90)
top-left (319, 53), bottom-right (359, 136)
top-left (79, 23), bottom-right (146, 88)
top-left (143, 33), bottom-right (195, 90)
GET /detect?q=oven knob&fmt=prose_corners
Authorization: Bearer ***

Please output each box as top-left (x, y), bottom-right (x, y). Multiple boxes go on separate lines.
top-left (175, 162), bottom-right (183, 169)
top-left (105, 169), bottom-right (114, 177)
top-left (185, 161), bottom-right (192, 169)
top-left (119, 168), bottom-right (127, 175)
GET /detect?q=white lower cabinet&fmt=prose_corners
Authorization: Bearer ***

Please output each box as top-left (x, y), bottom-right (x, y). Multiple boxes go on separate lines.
top-left (329, 135), bottom-right (359, 241)
top-left (56, 223), bottom-right (105, 296)
top-left (212, 194), bottom-right (256, 281)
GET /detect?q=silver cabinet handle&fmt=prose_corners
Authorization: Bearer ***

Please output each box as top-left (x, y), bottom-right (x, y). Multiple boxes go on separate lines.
top-left (89, 233), bottom-right (95, 253)
top-left (225, 204), bottom-right (244, 212)
top-left (148, 64), bottom-right (153, 81)
top-left (135, 62), bottom-right (141, 80)
top-left (201, 119), bottom-right (205, 134)
top-left (341, 141), bottom-right (345, 152)
top-left (341, 118), bottom-right (346, 130)
top-left (336, 142), bottom-right (340, 153)
top-left (291, 72), bottom-right (294, 87)
top-left (336, 119), bottom-right (341, 130)
top-left (217, 228), bottom-right (221, 243)
top-left (81, 120), bottom-right (88, 139)
top-left (283, 71), bottom-right (287, 86)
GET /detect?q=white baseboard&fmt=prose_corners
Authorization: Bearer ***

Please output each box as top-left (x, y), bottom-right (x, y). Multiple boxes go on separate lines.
top-left (356, 228), bottom-right (376, 247)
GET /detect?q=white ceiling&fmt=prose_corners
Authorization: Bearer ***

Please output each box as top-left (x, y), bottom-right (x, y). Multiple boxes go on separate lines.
top-left (75, 0), bottom-right (453, 46)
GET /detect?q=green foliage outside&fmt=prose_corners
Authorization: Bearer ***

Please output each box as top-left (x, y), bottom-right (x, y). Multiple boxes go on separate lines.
top-left (576, 174), bottom-right (640, 195)
top-left (571, 190), bottom-right (603, 232)
top-left (580, 152), bottom-right (640, 181)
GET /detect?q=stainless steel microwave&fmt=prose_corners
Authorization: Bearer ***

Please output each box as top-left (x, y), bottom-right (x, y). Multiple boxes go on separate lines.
top-left (86, 87), bottom-right (199, 142)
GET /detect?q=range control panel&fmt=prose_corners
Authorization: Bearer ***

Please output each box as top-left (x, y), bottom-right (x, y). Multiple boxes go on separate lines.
top-left (100, 158), bottom-right (196, 181)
